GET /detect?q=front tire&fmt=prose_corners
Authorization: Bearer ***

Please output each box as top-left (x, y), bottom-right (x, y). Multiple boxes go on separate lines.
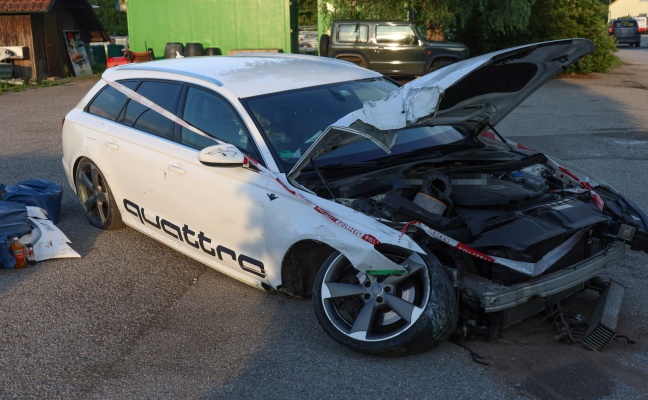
top-left (312, 250), bottom-right (457, 356)
top-left (75, 157), bottom-right (123, 230)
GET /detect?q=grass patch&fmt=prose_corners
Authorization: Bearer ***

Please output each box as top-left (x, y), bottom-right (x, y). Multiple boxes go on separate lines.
top-left (0, 62), bottom-right (105, 95)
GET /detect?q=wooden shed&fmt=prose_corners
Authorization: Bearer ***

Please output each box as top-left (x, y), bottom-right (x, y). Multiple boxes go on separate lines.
top-left (0, 0), bottom-right (108, 81)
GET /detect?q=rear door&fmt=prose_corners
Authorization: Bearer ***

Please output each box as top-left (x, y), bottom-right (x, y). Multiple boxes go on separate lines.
top-left (100, 80), bottom-right (182, 232)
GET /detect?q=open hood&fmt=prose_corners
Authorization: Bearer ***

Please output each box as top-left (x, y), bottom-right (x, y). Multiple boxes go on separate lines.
top-left (288, 39), bottom-right (594, 180)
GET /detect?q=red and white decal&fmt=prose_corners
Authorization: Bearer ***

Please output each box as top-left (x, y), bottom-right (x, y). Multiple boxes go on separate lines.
top-left (103, 78), bottom-right (589, 277)
top-left (556, 165), bottom-right (605, 212)
top-left (402, 221), bottom-right (586, 277)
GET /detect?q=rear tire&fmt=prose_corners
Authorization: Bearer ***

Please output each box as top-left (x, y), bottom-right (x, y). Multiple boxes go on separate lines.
top-left (75, 157), bottom-right (123, 230)
top-left (312, 249), bottom-right (458, 356)
top-left (319, 34), bottom-right (330, 57)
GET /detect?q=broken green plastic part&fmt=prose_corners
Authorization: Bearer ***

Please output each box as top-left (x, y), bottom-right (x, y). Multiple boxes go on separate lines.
top-left (365, 269), bottom-right (407, 276)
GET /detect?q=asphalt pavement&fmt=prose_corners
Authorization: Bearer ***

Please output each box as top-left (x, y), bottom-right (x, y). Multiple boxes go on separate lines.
top-left (1, 42), bottom-right (648, 399)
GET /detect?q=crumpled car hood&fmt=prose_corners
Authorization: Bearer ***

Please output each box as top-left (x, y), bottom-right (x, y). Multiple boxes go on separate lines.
top-left (288, 38), bottom-right (594, 180)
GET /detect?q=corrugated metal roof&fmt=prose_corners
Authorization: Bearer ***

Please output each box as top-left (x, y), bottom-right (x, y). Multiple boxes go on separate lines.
top-left (0, 0), bottom-right (54, 13)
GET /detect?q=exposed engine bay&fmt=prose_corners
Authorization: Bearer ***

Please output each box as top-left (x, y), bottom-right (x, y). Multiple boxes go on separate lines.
top-left (300, 145), bottom-right (648, 334)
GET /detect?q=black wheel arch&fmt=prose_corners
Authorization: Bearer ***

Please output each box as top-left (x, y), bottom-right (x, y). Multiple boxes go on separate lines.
top-left (279, 240), bottom-right (336, 297)
top-left (425, 55), bottom-right (459, 72)
top-left (331, 51), bottom-right (371, 68)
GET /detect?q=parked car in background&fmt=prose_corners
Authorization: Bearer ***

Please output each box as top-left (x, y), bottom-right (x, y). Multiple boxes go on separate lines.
top-left (608, 18), bottom-right (641, 47)
top-left (635, 16), bottom-right (646, 34)
top-left (319, 20), bottom-right (469, 76)
top-left (299, 31), bottom-right (318, 55)
top-left (62, 39), bottom-right (648, 356)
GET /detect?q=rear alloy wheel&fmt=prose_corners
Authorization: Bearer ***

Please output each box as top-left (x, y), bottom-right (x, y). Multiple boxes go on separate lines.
top-left (75, 157), bottom-right (123, 230)
top-left (312, 250), bottom-right (457, 356)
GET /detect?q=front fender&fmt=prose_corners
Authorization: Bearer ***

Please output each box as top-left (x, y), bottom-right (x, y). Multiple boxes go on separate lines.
top-left (262, 181), bottom-right (425, 281)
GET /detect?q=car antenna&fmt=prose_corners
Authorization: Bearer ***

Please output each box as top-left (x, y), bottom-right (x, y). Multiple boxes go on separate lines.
top-left (487, 122), bottom-right (513, 150)
top-left (309, 158), bottom-right (338, 202)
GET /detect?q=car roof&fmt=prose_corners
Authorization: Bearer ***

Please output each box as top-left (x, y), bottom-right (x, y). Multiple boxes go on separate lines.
top-left (102, 54), bottom-right (382, 98)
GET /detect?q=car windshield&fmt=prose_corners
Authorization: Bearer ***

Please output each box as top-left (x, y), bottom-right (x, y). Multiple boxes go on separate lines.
top-left (243, 77), bottom-right (466, 171)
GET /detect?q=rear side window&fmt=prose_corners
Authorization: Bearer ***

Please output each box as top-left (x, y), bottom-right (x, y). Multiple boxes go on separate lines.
top-left (337, 24), bottom-right (369, 43)
top-left (123, 81), bottom-right (182, 139)
top-left (376, 25), bottom-right (417, 44)
top-left (86, 80), bottom-right (138, 121)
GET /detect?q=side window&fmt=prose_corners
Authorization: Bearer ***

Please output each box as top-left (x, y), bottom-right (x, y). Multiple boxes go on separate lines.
top-left (337, 24), bottom-right (369, 43)
top-left (181, 87), bottom-right (251, 152)
top-left (376, 25), bottom-right (417, 44)
top-left (86, 80), bottom-right (138, 121)
top-left (123, 81), bottom-right (182, 139)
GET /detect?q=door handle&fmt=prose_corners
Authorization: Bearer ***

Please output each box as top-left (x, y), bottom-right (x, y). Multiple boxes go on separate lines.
top-left (104, 140), bottom-right (119, 150)
top-left (167, 164), bottom-right (186, 175)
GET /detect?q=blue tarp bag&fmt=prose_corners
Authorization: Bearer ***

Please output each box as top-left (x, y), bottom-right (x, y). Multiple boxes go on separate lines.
top-left (0, 201), bottom-right (31, 269)
top-left (1, 179), bottom-right (63, 223)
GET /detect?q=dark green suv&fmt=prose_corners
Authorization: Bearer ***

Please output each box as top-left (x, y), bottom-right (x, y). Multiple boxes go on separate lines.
top-left (319, 20), bottom-right (469, 76)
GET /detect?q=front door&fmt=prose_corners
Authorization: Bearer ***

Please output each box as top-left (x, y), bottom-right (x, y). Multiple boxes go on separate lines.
top-left (163, 86), bottom-right (273, 281)
top-left (372, 24), bottom-right (426, 75)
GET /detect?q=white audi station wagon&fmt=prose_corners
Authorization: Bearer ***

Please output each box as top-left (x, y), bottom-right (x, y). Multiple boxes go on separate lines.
top-left (62, 39), bottom-right (648, 355)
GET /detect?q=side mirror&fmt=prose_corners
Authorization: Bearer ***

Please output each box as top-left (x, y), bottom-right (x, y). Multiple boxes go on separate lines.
top-left (198, 144), bottom-right (245, 166)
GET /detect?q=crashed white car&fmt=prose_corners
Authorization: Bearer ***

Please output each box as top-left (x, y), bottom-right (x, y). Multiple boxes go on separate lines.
top-left (62, 39), bottom-right (648, 355)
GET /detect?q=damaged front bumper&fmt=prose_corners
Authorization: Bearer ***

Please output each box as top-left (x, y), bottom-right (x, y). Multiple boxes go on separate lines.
top-left (460, 242), bottom-right (625, 317)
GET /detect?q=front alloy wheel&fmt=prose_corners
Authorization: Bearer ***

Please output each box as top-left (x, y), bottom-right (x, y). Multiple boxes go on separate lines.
top-left (313, 250), bottom-right (457, 356)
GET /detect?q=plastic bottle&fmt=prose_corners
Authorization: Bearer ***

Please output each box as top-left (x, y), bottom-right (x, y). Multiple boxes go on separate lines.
top-left (11, 237), bottom-right (27, 269)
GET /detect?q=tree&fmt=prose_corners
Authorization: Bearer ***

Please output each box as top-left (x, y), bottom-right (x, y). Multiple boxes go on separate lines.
top-left (524, 0), bottom-right (618, 73)
top-left (320, 0), bottom-right (533, 45)
top-left (319, 0), bottom-right (454, 40)
top-left (320, 0), bottom-right (618, 73)
top-left (92, 0), bottom-right (128, 36)
top-left (299, 0), bottom-right (318, 27)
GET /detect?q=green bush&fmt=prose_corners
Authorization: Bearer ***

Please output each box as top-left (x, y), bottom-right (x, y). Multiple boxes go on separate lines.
top-left (452, 0), bottom-right (619, 73)
top-left (524, 0), bottom-right (619, 73)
